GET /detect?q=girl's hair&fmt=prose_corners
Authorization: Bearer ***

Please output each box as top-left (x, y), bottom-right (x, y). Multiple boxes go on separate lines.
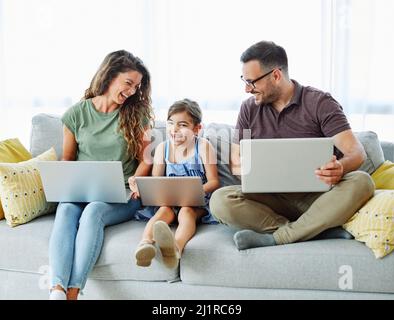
top-left (167, 98), bottom-right (202, 125)
top-left (84, 50), bottom-right (154, 161)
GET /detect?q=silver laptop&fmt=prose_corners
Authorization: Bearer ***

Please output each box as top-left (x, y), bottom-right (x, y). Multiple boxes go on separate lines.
top-left (240, 138), bottom-right (334, 193)
top-left (36, 161), bottom-right (128, 203)
top-left (135, 176), bottom-right (205, 207)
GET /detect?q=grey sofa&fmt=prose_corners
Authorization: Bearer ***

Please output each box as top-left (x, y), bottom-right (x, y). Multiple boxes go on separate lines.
top-left (1, 113), bottom-right (394, 300)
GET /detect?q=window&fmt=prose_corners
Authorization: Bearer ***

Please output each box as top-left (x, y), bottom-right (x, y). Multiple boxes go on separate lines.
top-left (328, 0), bottom-right (394, 141)
top-left (0, 0), bottom-right (393, 146)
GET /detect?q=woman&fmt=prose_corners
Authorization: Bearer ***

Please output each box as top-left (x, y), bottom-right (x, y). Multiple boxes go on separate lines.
top-left (48, 50), bottom-right (154, 300)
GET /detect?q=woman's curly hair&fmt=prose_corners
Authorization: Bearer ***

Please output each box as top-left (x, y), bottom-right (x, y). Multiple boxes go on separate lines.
top-left (84, 50), bottom-right (154, 160)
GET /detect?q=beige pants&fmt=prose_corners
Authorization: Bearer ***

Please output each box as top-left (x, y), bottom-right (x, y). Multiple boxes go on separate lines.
top-left (209, 171), bottom-right (375, 245)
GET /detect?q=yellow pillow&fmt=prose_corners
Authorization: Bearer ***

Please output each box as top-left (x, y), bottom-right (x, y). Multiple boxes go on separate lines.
top-left (0, 148), bottom-right (58, 227)
top-left (343, 190), bottom-right (394, 259)
top-left (0, 138), bottom-right (33, 220)
top-left (371, 160), bottom-right (394, 189)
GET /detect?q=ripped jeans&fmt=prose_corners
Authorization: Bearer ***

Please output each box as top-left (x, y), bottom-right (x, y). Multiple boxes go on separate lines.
top-left (49, 199), bottom-right (141, 291)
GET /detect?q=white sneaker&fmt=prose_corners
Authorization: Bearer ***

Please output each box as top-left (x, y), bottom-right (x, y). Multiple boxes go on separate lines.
top-left (49, 289), bottom-right (67, 300)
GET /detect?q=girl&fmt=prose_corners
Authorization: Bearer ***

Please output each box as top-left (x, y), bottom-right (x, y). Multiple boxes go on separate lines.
top-left (134, 99), bottom-right (220, 269)
top-left (49, 50), bottom-right (153, 300)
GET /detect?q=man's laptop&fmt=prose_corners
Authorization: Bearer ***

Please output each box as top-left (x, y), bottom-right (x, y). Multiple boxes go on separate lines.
top-left (240, 137), bottom-right (334, 193)
top-left (135, 176), bottom-right (205, 207)
top-left (37, 161), bottom-right (128, 203)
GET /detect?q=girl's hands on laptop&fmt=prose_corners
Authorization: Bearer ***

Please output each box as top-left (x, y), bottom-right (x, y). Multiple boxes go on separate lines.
top-left (315, 155), bottom-right (344, 186)
top-left (128, 176), bottom-right (140, 199)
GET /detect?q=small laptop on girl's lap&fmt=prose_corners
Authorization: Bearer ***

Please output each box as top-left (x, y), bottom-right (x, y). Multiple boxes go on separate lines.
top-left (36, 161), bottom-right (129, 203)
top-left (135, 176), bottom-right (205, 207)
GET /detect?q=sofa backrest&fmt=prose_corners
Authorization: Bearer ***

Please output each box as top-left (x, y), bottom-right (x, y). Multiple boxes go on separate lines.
top-left (381, 141), bottom-right (394, 163)
top-left (30, 113), bottom-right (393, 186)
top-left (30, 114), bottom-right (63, 160)
top-left (354, 131), bottom-right (386, 173)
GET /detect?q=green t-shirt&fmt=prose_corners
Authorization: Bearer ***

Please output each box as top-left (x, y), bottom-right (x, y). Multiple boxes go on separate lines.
top-left (61, 99), bottom-right (139, 186)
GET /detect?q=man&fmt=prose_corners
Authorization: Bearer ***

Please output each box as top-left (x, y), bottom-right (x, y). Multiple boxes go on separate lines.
top-left (210, 41), bottom-right (375, 250)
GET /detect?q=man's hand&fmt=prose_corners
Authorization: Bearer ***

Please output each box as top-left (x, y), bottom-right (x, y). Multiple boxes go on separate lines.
top-left (315, 155), bottom-right (344, 186)
top-left (128, 176), bottom-right (140, 199)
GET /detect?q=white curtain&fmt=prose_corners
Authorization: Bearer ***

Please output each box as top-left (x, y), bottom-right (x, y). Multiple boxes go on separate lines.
top-left (327, 0), bottom-right (394, 141)
top-left (0, 0), bottom-right (5, 106)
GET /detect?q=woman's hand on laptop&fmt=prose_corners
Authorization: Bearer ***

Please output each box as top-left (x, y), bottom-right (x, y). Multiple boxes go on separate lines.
top-left (315, 155), bottom-right (344, 186)
top-left (128, 176), bottom-right (140, 199)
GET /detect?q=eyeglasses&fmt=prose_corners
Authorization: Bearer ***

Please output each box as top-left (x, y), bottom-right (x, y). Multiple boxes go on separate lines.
top-left (240, 68), bottom-right (279, 89)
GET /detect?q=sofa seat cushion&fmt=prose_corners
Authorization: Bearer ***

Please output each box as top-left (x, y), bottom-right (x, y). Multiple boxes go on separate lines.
top-left (93, 220), bottom-right (178, 281)
top-left (180, 224), bottom-right (394, 294)
top-left (0, 216), bottom-right (177, 282)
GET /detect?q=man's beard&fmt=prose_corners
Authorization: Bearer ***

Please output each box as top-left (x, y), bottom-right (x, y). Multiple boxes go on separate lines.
top-left (254, 84), bottom-right (280, 106)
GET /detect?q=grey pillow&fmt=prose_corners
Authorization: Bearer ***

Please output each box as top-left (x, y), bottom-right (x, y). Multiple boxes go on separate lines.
top-left (203, 122), bottom-right (234, 144)
top-left (355, 131), bottom-right (385, 174)
top-left (202, 123), bottom-right (240, 187)
top-left (30, 113), bottom-right (63, 158)
top-left (204, 135), bottom-right (240, 187)
top-left (381, 141), bottom-right (394, 162)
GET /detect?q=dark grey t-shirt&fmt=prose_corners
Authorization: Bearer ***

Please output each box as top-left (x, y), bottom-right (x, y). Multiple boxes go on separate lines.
top-left (233, 80), bottom-right (351, 158)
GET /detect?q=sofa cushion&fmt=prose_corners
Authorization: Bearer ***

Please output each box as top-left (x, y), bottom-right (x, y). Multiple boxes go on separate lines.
top-left (0, 138), bottom-right (33, 220)
top-left (371, 161), bottom-right (394, 189)
top-left (203, 123), bottom-right (234, 143)
top-left (343, 190), bottom-right (394, 259)
top-left (180, 224), bottom-right (394, 294)
top-left (30, 114), bottom-right (63, 158)
top-left (205, 136), bottom-right (241, 187)
top-left (203, 123), bottom-right (241, 187)
top-left (94, 220), bottom-right (178, 281)
top-left (0, 148), bottom-right (58, 227)
top-left (0, 138), bottom-right (32, 163)
top-left (381, 141), bottom-right (394, 162)
top-left (0, 215), bottom-right (177, 282)
top-left (0, 215), bottom-right (54, 274)
top-left (355, 131), bottom-right (385, 174)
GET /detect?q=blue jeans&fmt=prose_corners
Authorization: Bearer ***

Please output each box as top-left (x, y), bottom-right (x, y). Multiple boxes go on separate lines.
top-left (48, 199), bottom-right (141, 291)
